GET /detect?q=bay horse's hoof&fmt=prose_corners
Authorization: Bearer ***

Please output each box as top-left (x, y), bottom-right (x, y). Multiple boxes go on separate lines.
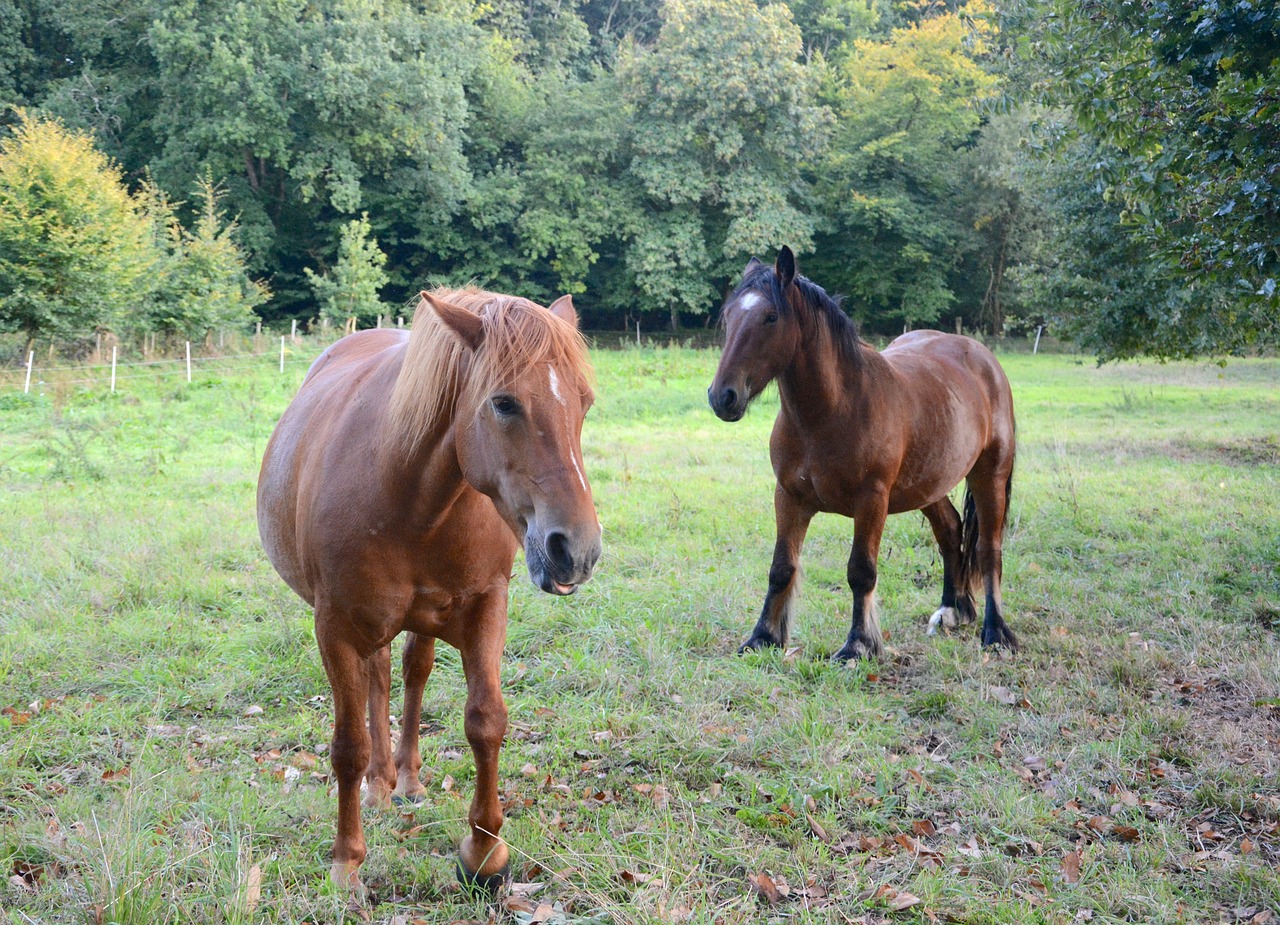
top-left (738, 635), bottom-right (780, 654)
top-left (455, 858), bottom-right (511, 896)
top-left (980, 623), bottom-right (1019, 651)
top-left (832, 639), bottom-right (881, 663)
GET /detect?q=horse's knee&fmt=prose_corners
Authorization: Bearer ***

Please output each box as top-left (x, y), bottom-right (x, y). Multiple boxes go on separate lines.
top-left (464, 700), bottom-right (507, 750)
top-left (846, 555), bottom-right (876, 596)
top-left (767, 561), bottom-right (797, 594)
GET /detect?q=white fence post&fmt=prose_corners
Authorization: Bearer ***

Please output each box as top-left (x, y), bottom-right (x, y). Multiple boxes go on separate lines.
top-left (24, 350), bottom-right (34, 394)
top-left (185, 341), bottom-right (192, 383)
top-left (280, 335), bottom-right (285, 373)
top-left (1034, 325), bottom-right (1043, 354)
top-left (110, 346), bottom-right (118, 393)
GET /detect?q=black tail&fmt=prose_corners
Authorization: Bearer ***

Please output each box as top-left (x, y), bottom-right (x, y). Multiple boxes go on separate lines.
top-left (957, 488), bottom-right (981, 606)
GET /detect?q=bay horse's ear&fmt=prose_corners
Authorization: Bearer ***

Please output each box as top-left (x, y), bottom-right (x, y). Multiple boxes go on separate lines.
top-left (547, 294), bottom-right (578, 328)
top-left (422, 291), bottom-right (485, 350)
top-left (744, 256), bottom-right (763, 277)
top-left (776, 246), bottom-right (797, 289)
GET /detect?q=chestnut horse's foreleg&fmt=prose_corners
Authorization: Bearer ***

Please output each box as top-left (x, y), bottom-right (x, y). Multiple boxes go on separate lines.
top-left (316, 622), bottom-right (374, 893)
top-left (834, 493), bottom-right (888, 662)
top-left (972, 470), bottom-right (1018, 650)
top-left (740, 486), bottom-right (813, 652)
top-left (921, 498), bottom-right (977, 635)
top-left (392, 633), bottom-right (435, 803)
top-left (456, 600), bottom-right (511, 892)
top-left (363, 644), bottom-right (396, 809)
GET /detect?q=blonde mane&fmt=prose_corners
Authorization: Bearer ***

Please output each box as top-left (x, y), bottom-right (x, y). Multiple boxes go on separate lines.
top-left (385, 287), bottom-right (593, 456)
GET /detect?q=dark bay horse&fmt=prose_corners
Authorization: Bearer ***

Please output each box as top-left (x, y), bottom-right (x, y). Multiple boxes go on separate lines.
top-left (257, 288), bottom-right (601, 894)
top-left (707, 247), bottom-right (1017, 662)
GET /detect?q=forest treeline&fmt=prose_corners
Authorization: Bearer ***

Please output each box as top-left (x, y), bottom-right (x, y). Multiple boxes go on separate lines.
top-left (1, 0), bottom-right (1276, 359)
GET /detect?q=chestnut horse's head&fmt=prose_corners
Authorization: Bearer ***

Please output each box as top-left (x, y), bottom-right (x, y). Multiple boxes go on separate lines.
top-left (708, 246), bottom-right (805, 422)
top-left (394, 289), bottom-right (602, 595)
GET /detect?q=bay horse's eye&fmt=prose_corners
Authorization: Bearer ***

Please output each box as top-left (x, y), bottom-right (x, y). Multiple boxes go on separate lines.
top-left (491, 396), bottom-right (520, 417)
top-left (765, 312), bottom-right (779, 324)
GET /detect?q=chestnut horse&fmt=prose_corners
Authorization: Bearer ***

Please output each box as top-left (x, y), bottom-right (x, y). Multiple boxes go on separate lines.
top-left (257, 288), bottom-right (601, 894)
top-left (707, 248), bottom-right (1017, 662)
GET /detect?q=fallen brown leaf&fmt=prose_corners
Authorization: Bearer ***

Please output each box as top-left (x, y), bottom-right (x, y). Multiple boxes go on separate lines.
top-left (1061, 849), bottom-right (1082, 884)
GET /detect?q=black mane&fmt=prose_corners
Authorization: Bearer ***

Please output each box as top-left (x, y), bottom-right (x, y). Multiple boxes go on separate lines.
top-left (733, 262), bottom-right (864, 364)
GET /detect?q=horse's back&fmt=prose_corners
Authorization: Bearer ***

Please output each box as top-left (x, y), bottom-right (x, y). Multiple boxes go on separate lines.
top-left (883, 331), bottom-right (1014, 427)
top-left (877, 331), bottom-right (1015, 508)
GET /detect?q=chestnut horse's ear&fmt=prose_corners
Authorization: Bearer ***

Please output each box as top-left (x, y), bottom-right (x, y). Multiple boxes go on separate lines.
top-left (422, 291), bottom-right (485, 350)
top-left (744, 256), bottom-right (763, 277)
top-left (547, 294), bottom-right (578, 328)
top-left (776, 246), bottom-right (797, 289)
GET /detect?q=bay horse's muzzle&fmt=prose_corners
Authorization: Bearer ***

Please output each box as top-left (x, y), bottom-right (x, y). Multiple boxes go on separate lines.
top-left (524, 521), bottom-right (602, 595)
top-left (707, 384), bottom-right (747, 422)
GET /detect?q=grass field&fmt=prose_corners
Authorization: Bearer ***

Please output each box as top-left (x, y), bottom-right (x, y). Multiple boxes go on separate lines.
top-left (1, 342), bottom-right (1278, 924)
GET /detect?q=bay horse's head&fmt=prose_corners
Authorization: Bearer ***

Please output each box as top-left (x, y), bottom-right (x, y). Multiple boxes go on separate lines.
top-left (400, 289), bottom-right (602, 595)
top-left (708, 246), bottom-right (804, 422)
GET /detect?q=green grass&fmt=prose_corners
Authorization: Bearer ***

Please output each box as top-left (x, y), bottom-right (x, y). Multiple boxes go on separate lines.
top-left (2, 344), bottom-right (1278, 924)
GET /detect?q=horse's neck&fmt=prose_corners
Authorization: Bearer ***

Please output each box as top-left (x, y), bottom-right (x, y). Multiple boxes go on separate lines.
top-left (779, 320), bottom-right (874, 422)
top-left (378, 399), bottom-right (471, 524)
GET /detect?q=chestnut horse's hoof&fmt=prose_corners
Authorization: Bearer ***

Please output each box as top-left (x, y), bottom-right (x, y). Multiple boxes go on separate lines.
top-left (455, 858), bottom-right (511, 895)
top-left (390, 792), bottom-right (425, 807)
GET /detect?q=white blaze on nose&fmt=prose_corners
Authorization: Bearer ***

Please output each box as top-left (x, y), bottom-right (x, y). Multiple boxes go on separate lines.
top-left (738, 292), bottom-right (762, 312)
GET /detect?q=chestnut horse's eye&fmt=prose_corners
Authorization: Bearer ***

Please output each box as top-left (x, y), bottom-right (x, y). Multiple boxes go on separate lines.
top-left (491, 396), bottom-right (520, 417)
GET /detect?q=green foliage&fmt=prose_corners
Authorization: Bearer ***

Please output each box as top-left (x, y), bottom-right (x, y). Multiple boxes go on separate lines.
top-left (0, 111), bottom-right (152, 345)
top-left (304, 213), bottom-right (388, 326)
top-left (812, 1), bottom-right (999, 330)
top-left (620, 0), bottom-right (829, 322)
top-left (1012, 0), bottom-right (1280, 357)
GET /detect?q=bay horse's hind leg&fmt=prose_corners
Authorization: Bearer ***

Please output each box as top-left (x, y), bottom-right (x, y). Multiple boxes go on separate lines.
top-left (970, 466), bottom-right (1018, 650)
top-left (392, 633), bottom-right (435, 804)
top-left (833, 493), bottom-right (888, 663)
top-left (921, 498), bottom-right (978, 635)
top-left (364, 644), bottom-right (396, 809)
top-left (740, 487), bottom-right (813, 652)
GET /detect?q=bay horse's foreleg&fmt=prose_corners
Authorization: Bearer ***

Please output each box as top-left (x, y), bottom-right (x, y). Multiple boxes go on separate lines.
top-left (834, 494), bottom-right (888, 663)
top-left (456, 601), bottom-right (511, 892)
top-left (363, 644), bottom-right (396, 810)
top-left (972, 472), bottom-right (1018, 650)
top-left (921, 498), bottom-right (977, 635)
top-left (392, 633), bottom-right (435, 803)
top-left (740, 486), bottom-right (813, 652)
top-left (316, 623), bottom-right (374, 893)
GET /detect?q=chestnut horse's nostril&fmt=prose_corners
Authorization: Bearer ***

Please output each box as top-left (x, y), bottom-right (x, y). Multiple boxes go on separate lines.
top-left (544, 530), bottom-right (573, 577)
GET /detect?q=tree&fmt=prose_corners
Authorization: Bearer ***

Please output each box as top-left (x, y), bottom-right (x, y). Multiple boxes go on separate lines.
top-left (305, 213), bottom-right (388, 327)
top-left (811, 1), bottom-right (999, 332)
top-left (0, 111), bottom-right (153, 349)
top-left (619, 0), bottom-right (829, 327)
top-left (130, 175), bottom-right (268, 341)
top-left (1011, 0), bottom-right (1280, 357)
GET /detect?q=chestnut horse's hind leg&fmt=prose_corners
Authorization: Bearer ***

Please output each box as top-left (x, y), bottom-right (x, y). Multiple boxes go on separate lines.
top-left (740, 487), bottom-right (813, 653)
top-left (834, 493), bottom-right (888, 663)
top-left (392, 633), bottom-right (435, 803)
top-left (456, 597), bottom-right (511, 892)
top-left (364, 644), bottom-right (396, 809)
top-left (921, 498), bottom-right (978, 635)
top-left (315, 619), bottom-right (375, 893)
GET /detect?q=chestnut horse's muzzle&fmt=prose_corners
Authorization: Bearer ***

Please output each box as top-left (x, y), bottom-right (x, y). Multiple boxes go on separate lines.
top-left (524, 521), bottom-right (602, 595)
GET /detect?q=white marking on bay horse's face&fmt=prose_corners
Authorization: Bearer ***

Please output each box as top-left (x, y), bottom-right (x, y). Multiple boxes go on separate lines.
top-left (737, 292), bottom-right (763, 312)
top-left (548, 365), bottom-right (564, 405)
